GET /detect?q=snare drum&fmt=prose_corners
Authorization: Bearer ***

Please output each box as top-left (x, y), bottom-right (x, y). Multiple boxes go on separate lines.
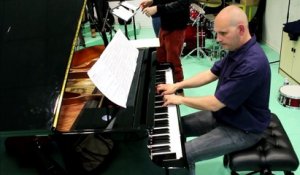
top-left (190, 7), bottom-right (200, 22)
top-left (278, 85), bottom-right (300, 109)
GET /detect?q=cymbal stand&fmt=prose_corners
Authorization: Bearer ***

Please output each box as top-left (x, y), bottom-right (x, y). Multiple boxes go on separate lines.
top-left (183, 12), bottom-right (207, 59)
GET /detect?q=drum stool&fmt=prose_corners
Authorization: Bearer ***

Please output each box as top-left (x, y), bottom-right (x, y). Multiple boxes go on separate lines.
top-left (223, 113), bottom-right (299, 175)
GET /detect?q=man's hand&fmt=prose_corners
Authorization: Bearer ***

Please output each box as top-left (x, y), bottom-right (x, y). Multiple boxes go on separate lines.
top-left (140, 0), bottom-right (153, 9)
top-left (156, 83), bottom-right (178, 95)
top-left (142, 6), bottom-right (157, 17)
top-left (162, 94), bottom-right (183, 106)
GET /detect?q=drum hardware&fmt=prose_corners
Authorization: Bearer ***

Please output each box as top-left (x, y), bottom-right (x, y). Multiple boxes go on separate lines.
top-left (205, 29), bottom-right (227, 60)
top-left (184, 3), bottom-right (207, 59)
top-left (278, 84), bottom-right (300, 109)
top-left (184, 3), bottom-right (227, 60)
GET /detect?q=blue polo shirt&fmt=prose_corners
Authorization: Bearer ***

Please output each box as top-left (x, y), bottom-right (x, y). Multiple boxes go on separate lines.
top-left (210, 36), bottom-right (271, 133)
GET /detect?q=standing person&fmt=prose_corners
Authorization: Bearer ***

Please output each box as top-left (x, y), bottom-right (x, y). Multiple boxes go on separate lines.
top-left (157, 5), bottom-right (271, 175)
top-left (152, 14), bottom-right (160, 37)
top-left (86, 0), bottom-right (97, 38)
top-left (140, 0), bottom-right (190, 95)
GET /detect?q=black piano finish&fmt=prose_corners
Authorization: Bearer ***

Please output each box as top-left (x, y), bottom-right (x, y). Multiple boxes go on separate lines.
top-left (0, 0), bottom-right (153, 134)
top-left (0, 0), bottom-right (85, 132)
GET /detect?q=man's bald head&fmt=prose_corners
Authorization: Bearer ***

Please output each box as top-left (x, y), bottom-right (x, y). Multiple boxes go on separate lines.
top-left (214, 5), bottom-right (251, 51)
top-left (216, 5), bottom-right (248, 28)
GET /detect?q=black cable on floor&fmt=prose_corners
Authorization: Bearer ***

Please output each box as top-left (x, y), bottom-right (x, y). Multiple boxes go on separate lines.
top-left (269, 60), bottom-right (279, 64)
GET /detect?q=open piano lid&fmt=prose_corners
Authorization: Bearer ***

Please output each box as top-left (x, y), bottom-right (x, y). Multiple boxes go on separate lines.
top-left (0, 0), bottom-right (86, 132)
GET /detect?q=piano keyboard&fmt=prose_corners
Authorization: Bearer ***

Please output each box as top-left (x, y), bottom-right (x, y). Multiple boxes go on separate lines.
top-left (148, 66), bottom-right (184, 164)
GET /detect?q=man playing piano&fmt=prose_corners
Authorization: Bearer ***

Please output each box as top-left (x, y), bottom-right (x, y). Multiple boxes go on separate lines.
top-left (157, 5), bottom-right (271, 175)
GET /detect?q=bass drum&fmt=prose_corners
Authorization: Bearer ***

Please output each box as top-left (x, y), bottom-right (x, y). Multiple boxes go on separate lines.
top-left (184, 25), bottom-right (205, 53)
top-left (278, 84), bottom-right (300, 109)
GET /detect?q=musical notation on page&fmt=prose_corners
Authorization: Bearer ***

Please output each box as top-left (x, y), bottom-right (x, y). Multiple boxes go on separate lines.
top-left (87, 30), bottom-right (139, 108)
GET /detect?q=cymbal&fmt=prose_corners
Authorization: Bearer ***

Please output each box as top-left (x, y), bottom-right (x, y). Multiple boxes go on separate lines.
top-left (191, 3), bottom-right (205, 14)
top-left (197, 0), bottom-right (222, 5)
top-left (204, 14), bottom-right (216, 21)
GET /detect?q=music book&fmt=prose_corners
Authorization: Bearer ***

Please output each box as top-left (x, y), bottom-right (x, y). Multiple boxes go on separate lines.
top-left (111, 1), bottom-right (139, 22)
top-left (129, 38), bottom-right (160, 48)
top-left (87, 30), bottom-right (139, 108)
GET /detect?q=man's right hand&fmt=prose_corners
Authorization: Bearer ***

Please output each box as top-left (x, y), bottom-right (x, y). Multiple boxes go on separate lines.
top-left (140, 0), bottom-right (153, 10)
top-left (156, 83), bottom-right (178, 95)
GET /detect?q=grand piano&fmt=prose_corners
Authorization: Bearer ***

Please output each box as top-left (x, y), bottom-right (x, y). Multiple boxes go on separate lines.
top-left (0, 0), bottom-right (189, 174)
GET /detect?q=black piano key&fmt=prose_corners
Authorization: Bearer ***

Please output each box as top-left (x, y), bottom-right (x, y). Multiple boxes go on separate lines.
top-left (156, 73), bottom-right (165, 78)
top-left (152, 152), bottom-right (177, 162)
top-left (154, 113), bottom-right (168, 119)
top-left (152, 128), bottom-right (169, 135)
top-left (155, 76), bottom-right (165, 81)
top-left (156, 80), bottom-right (166, 85)
top-left (155, 107), bottom-right (168, 114)
top-left (151, 146), bottom-right (171, 153)
top-left (156, 70), bottom-right (166, 75)
top-left (155, 96), bottom-right (163, 101)
top-left (154, 120), bottom-right (169, 127)
top-left (151, 135), bottom-right (170, 144)
top-left (155, 101), bottom-right (164, 107)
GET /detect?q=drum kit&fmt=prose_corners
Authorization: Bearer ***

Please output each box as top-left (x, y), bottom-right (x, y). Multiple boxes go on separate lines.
top-left (183, 2), bottom-right (227, 60)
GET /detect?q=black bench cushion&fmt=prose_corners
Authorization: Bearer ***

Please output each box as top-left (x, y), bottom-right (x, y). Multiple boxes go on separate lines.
top-left (227, 113), bottom-right (299, 172)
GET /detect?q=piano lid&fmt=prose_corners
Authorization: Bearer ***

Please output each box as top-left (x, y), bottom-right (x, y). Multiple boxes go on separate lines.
top-left (0, 0), bottom-right (86, 132)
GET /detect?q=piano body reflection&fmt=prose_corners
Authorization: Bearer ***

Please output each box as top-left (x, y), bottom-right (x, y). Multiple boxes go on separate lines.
top-left (0, 0), bottom-right (188, 174)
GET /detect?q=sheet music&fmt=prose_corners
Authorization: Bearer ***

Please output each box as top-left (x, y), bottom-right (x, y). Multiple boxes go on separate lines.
top-left (87, 30), bottom-right (139, 108)
top-left (112, 6), bottom-right (134, 22)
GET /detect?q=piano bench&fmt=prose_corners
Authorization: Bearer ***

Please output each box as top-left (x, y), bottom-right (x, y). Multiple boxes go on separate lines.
top-left (223, 113), bottom-right (299, 175)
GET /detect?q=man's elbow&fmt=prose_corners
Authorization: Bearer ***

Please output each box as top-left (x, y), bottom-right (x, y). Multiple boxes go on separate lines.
top-left (210, 98), bottom-right (225, 112)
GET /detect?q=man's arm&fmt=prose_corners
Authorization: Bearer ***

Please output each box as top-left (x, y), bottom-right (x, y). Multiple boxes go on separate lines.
top-left (141, 0), bottom-right (191, 17)
top-left (175, 70), bottom-right (218, 90)
top-left (171, 95), bottom-right (225, 111)
top-left (156, 70), bottom-right (218, 95)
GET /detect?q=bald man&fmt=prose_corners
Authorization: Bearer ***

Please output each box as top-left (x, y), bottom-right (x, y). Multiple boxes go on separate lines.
top-left (156, 5), bottom-right (271, 175)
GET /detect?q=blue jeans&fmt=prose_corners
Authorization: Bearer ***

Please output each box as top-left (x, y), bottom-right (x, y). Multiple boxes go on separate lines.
top-left (181, 111), bottom-right (264, 175)
top-left (152, 16), bottom-right (160, 37)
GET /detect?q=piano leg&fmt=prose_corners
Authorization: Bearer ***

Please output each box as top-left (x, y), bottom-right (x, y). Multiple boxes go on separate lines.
top-left (165, 168), bottom-right (170, 175)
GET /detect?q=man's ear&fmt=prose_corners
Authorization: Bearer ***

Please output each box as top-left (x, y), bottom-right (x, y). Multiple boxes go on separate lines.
top-left (238, 24), bottom-right (245, 35)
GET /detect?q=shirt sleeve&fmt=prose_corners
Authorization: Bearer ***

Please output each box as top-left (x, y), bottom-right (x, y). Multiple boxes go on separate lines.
top-left (210, 58), bottom-right (224, 77)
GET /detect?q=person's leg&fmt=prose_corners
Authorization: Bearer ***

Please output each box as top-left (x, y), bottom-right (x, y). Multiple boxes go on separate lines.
top-left (184, 123), bottom-right (263, 164)
top-left (181, 111), bottom-right (263, 175)
top-left (86, 0), bottom-right (97, 38)
top-left (156, 29), bottom-right (167, 63)
top-left (181, 111), bottom-right (217, 175)
top-left (181, 111), bottom-right (217, 137)
top-left (164, 29), bottom-right (185, 82)
top-left (152, 16), bottom-right (161, 37)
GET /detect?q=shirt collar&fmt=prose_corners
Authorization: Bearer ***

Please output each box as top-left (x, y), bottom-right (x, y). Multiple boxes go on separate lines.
top-left (227, 35), bottom-right (257, 61)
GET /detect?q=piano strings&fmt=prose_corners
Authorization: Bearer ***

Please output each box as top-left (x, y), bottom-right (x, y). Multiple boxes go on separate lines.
top-left (56, 45), bottom-right (105, 132)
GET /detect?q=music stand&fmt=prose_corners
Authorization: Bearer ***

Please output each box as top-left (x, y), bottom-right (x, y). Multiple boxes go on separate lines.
top-left (111, 1), bottom-right (139, 39)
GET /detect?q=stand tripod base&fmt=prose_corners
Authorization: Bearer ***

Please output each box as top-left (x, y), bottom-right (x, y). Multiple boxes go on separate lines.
top-left (183, 47), bottom-right (208, 59)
